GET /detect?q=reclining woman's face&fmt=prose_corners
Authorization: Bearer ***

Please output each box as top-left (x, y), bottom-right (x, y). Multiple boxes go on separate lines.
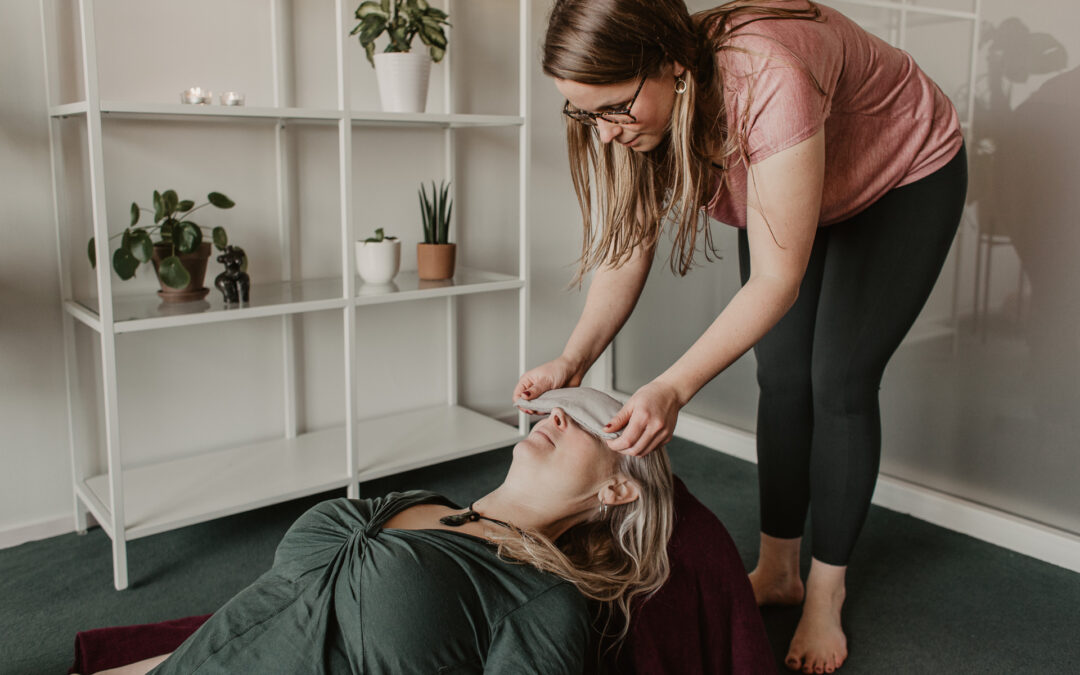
top-left (509, 407), bottom-right (638, 517)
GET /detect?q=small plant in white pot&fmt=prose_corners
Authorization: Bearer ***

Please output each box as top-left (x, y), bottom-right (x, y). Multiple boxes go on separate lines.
top-left (351, 0), bottom-right (450, 113)
top-left (355, 227), bottom-right (401, 285)
top-left (417, 180), bottom-right (455, 280)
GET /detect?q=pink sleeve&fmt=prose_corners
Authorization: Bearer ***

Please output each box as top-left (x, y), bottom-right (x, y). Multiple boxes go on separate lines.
top-left (720, 30), bottom-right (835, 164)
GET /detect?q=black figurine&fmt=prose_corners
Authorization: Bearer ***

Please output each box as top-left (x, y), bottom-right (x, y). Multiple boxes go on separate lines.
top-left (215, 245), bottom-right (250, 304)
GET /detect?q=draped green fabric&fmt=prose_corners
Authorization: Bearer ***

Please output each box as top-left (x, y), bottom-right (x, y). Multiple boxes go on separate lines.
top-left (150, 491), bottom-right (589, 674)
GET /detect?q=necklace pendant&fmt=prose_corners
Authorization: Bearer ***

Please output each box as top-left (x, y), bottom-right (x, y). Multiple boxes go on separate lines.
top-left (440, 509), bottom-right (478, 527)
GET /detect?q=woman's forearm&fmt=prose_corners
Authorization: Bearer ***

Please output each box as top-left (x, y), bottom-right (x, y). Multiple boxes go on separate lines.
top-left (655, 274), bottom-right (799, 405)
top-left (561, 243), bottom-right (653, 377)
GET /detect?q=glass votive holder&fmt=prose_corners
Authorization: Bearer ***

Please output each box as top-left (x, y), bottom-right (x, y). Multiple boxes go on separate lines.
top-left (220, 91), bottom-right (246, 106)
top-left (180, 87), bottom-right (212, 105)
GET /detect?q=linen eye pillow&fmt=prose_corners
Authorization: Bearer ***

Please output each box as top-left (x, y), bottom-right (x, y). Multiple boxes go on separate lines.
top-left (514, 387), bottom-right (623, 440)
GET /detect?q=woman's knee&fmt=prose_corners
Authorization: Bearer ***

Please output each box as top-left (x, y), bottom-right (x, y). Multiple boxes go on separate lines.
top-left (810, 358), bottom-right (883, 415)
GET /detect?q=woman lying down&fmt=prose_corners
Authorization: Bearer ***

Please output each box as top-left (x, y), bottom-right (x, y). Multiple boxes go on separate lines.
top-left (95, 387), bottom-right (674, 674)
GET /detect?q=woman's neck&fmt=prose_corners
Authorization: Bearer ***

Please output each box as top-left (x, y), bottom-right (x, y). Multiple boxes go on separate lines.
top-left (472, 486), bottom-right (587, 542)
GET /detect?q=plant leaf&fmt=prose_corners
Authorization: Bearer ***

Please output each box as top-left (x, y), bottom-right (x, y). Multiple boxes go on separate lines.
top-left (160, 219), bottom-right (175, 243)
top-left (212, 226), bottom-right (228, 250)
top-left (419, 23), bottom-right (446, 49)
top-left (113, 247), bottom-right (139, 280)
top-left (177, 222), bottom-right (202, 253)
top-left (163, 190), bottom-right (178, 215)
top-left (130, 202), bottom-right (140, 227)
top-left (157, 255), bottom-right (191, 289)
top-left (355, 0), bottom-right (386, 18)
top-left (358, 14), bottom-right (387, 61)
top-left (153, 190), bottom-right (163, 221)
top-left (88, 237), bottom-right (96, 267)
top-left (177, 200), bottom-right (195, 212)
top-left (207, 192), bottom-right (235, 209)
top-left (129, 230), bottom-right (153, 263)
top-left (419, 185), bottom-right (432, 243)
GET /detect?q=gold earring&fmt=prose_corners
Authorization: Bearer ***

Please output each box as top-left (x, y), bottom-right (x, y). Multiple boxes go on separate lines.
top-left (674, 76), bottom-right (687, 94)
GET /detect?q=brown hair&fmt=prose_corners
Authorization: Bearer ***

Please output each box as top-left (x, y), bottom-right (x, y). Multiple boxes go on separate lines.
top-left (542, 0), bottom-right (823, 281)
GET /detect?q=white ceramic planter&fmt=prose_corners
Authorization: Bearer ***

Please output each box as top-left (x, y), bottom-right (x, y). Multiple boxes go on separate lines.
top-left (373, 51), bottom-right (432, 113)
top-left (355, 238), bottom-right (401, 285)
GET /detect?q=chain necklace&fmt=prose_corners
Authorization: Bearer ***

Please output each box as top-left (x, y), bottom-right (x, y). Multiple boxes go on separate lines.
top-left (439, 503), bottom-right (515, 531)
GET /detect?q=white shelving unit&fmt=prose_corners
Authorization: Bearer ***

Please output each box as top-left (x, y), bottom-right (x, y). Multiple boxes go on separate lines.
top-left (40, 0), bottom-right (531, 590)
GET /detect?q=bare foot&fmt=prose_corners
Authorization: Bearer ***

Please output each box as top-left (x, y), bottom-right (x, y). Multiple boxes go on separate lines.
top-left (784, 560), bottom-right (848, 673)
top-left (749, 566), bottom-right (805, 606)
top-left (749, 533), bottom-right (805, 606)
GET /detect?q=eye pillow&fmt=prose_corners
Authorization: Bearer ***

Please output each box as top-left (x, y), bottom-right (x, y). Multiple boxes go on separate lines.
top-left (514, 386), bottom-right (623, 440)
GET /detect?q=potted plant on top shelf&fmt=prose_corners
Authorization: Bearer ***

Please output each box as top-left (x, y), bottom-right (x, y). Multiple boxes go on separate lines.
top-left (351, 0), bottom-right (450, 113)
top-left (417, 179), bottom-right (455, 280)
top-left (88, 189), bottom-right (237, 303)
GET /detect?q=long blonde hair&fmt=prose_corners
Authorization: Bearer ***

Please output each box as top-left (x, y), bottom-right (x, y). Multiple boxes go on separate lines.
top-left (490, 446), bottom-right (674, 647)
top-left (542, 0), bottom-right (823, 281)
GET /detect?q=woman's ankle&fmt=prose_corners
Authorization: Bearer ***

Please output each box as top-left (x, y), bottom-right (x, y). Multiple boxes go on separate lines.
top-left (756, 532), bottom-right (802, 575)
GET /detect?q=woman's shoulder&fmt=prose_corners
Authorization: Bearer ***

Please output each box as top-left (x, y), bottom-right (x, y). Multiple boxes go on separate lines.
top-left (715, 6), bottom-right (839, 75)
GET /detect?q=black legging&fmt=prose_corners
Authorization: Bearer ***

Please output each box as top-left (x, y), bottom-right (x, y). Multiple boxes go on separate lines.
top-left (737, 144), bottom-right (968, 566)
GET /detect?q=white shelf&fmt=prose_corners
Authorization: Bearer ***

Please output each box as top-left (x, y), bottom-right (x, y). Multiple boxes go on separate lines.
top-left (64, 268), bottom-right (522, 333)
top-left (48, 100), bottom-right (523, 128)
top-left (81, 406), bottom-right (521, 540)
top-left (354, 405), bottom-right (522, 481)
top-left (350, 111), bottom-right (523, 128)
top-left (67, 277), bottom-right (347, 333)
top-left (45, 0), bottom-right (532, 590)
top-left (355, 268), bottom-right (522, 306)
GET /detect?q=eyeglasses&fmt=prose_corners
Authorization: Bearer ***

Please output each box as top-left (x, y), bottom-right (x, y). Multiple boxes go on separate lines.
top-left (562, 74), bottom-right (648, 126)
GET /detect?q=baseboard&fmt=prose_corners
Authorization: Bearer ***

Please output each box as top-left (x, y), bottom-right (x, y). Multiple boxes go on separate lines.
top-left (674, 409), bottom-right (1080, 575)
top-left (0, 512), bottom-right (89, 550)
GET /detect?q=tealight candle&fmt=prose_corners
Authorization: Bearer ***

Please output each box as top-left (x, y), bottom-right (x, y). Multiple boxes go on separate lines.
top-left (220, 91), bottom-right (245, 106)
top-left (180, 87), bottom-right (212, 105)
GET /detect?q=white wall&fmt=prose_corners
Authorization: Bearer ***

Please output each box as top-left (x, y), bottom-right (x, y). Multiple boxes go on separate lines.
top-left (0, 0), bottom-right (587, 544)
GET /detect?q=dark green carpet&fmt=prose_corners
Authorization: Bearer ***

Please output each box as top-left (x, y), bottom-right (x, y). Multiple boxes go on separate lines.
top-left (2, 438), bottom-right (1077, 674)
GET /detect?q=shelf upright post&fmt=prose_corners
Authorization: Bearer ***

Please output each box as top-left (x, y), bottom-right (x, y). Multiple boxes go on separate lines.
top-left (517, 0), bottom-right (531, 436)
top-left (271, 0), bottom-right (300, 440)
top-left (336, 0), bottom-right (360, 498)
top-left (444, 0), bottom-right (458, 407)
top-left (79, 0), bottom-right (128, 590)
top-left (40, 0), bottom-right (88, 536)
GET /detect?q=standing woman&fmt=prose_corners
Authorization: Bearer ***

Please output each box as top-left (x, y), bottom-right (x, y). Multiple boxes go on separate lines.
top-left (515, 0), bottom-right (966, 672)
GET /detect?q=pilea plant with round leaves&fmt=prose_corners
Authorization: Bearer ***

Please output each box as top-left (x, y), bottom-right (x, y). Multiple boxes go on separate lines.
top-left (88, 189), bottom-right (236, 289)
top-left (351, 0), bottom-right (450, 67)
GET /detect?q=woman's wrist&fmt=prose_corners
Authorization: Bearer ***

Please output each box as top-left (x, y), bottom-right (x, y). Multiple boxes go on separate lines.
top-left (558, 351), bottom-right (590, 381)
top-left (653, 369), bottom-right (698, 408)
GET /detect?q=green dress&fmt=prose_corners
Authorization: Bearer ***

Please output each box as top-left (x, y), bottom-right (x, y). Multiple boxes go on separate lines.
top-left (150, 491), bottom-right (590, 674)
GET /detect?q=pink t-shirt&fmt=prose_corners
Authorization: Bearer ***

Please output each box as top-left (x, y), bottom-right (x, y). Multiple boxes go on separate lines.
top-left (705, 1), bottom-right (963, 228)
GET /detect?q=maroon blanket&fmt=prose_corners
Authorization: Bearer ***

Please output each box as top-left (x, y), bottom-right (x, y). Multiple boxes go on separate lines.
top-left (71, 477), bottom-right (773, 674)
top-left (70, 614), bottom-right (211, 674)
top-left (608, 476), bottom-right (775, 674)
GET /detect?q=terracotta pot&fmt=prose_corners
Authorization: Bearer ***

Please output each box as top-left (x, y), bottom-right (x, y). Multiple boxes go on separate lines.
top-left (151, 242), bottom-right (212, 303)
top-left (417, 243), bottom-right (456, 281)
